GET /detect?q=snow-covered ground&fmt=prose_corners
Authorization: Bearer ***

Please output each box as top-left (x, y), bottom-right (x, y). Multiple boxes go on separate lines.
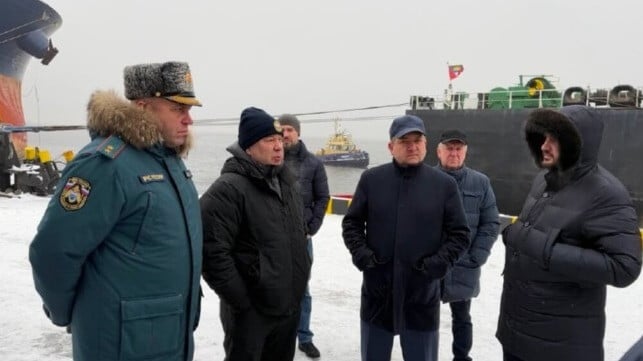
top-left (1, 195), bottom-right (641, 360)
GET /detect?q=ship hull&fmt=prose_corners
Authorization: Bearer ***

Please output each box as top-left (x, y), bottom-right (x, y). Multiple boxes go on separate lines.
top-left (408, 108), bottom-right (643, 226)
top-left (0, 0), bottom-right (62, 152)
top-left (318, 152), bottom-right (369, 168)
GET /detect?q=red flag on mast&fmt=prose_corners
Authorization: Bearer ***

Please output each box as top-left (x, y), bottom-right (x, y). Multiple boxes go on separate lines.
top-left (448, 64), bottom-right (464, 80)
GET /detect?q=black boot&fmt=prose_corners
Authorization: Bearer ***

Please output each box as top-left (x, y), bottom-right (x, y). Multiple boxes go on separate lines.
top-left (298, 342), bottom-right (320, 358)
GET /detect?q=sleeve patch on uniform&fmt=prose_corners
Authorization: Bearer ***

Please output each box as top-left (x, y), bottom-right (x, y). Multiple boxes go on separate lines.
top-left (59, 177), bottom-right (92, 211)
top-left (139, 174), bottom-right (165, 183)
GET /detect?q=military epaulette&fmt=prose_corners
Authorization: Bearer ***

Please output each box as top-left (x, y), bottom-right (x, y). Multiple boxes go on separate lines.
top-left (96, 135), bottom-right (126, 159)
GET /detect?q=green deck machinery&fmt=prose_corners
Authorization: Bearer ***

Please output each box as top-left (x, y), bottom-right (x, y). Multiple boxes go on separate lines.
top-left (485, 76), bottom-right (562, 109)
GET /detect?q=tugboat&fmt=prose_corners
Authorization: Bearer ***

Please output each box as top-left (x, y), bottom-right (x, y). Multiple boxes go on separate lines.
top-left (315, 119), bottom-right (369, 168)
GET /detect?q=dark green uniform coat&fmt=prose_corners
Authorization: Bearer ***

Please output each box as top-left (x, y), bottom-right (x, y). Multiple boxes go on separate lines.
top-left (29, 91), bottom-right (203, 361)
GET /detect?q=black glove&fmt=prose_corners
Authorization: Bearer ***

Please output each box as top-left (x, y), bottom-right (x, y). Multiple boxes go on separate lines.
top-left (414, 257), bottom-right (448, 280)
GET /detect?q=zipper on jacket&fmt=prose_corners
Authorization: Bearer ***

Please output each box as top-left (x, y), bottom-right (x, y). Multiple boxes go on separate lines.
top-left (132, 191), bottom-right (153, 254)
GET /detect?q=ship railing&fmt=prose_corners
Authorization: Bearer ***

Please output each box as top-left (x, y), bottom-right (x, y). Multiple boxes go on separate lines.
top-left (410, 85), bottom-right (643, 110)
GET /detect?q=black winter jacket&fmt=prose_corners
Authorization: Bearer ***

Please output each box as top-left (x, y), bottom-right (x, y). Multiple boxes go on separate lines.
top-left (497, 105), bottom-right (642, 361)
top-left (284, 141), bottom-right (330, 236)
top-left (436, 165), bottom-right (499, 303)
top-left (200, 144), bottom-right (311, 317)
top-left (342, 161), bottom-right (470, 333)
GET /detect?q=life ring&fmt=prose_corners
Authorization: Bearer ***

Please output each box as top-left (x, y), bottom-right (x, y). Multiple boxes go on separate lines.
top-left (526, 78), bottom-right (546, 97)
top-left (562, 87), bottom-right (587, 106)
top-left (609, 84), bottom-right (637, 107)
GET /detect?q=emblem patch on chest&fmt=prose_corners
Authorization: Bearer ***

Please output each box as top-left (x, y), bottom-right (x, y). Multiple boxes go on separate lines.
top-left (59, 177), bottom-right (91, 211)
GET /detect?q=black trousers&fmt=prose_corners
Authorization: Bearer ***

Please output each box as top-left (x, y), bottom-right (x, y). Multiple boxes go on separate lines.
top-left (449, 299), bottom-right (472, 361)
top-left (503, 349), bottom-right (526, 361)
top-left (220, 301), bottom-right (300, 361)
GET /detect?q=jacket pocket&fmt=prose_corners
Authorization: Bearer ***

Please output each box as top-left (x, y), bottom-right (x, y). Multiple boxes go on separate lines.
top-left (462, 190), bottom-right (482, 214)
top-left (441, 265), bottom-right (481, 303)
top-left (120, 294), bottom-right (183, 360)
top-left (407, 266), bottom-right (441, 304)
top-left (235, 248), bottom-right (261, 284)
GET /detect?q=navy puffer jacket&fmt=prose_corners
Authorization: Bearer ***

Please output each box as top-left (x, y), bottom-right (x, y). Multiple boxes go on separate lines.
top-left (436, 165), bottom-right (499, 303)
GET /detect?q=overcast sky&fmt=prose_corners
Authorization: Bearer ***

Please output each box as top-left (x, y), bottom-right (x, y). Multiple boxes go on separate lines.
top-left (21, 0), bottom-right (643, 125)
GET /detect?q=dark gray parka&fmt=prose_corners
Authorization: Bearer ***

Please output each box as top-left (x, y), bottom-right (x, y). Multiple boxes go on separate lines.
top-left (497, 105), bottom-right (642, 361)
top-left (436, 165), bottom-right (499, 303)
top-left (284, 140), bottom-right (330, 236)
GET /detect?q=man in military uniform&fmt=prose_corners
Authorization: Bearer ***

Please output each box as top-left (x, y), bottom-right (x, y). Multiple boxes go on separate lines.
top-left (29, 61), bottom-right (203, 361)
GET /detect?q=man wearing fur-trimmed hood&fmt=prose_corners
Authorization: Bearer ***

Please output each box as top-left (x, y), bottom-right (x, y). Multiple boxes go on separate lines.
top-left (497, 105), bottom-right (642, 361)
top-left (29, 61), bottom-right (203, 361)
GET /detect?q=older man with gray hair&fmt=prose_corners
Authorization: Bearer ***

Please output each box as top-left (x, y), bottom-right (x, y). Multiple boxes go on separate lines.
top-left (435, 129), bottom-right (499, 361)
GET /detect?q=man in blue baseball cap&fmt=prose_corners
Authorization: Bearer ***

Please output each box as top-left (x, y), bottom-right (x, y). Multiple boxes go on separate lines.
top-left (342, 114), bottom-right (470, 361)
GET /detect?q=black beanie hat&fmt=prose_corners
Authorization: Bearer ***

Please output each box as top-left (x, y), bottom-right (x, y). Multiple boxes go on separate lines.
top-left (278, 114), bottom-right (301, 134)
top-left (238, 107), bottom-right (282, 150)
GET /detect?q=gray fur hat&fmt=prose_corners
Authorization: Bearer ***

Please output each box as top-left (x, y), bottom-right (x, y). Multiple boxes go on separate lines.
top-left (278, 113), bottom-right (300, 134)
top-left (123, 61), bottom-right (202, 106)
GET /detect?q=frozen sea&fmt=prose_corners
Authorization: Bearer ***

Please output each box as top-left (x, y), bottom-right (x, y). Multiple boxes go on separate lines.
top-left (23, 117), bottom-right (395, 196)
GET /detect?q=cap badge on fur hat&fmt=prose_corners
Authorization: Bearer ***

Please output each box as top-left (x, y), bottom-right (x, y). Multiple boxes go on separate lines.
top-left (124, 61), bottom-right (202, 106)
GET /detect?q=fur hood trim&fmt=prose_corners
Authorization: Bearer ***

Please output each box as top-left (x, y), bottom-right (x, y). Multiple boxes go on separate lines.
top-left (525, 106), bottom-right (603, 173)
top-left (525, 108), bottom-right (582, 171)
top-left (86, 90), bottom-right (193, 156)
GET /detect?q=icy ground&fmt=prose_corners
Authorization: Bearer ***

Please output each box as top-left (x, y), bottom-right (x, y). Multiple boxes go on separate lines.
top-left (1, 195), bottom-right (641, 360)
